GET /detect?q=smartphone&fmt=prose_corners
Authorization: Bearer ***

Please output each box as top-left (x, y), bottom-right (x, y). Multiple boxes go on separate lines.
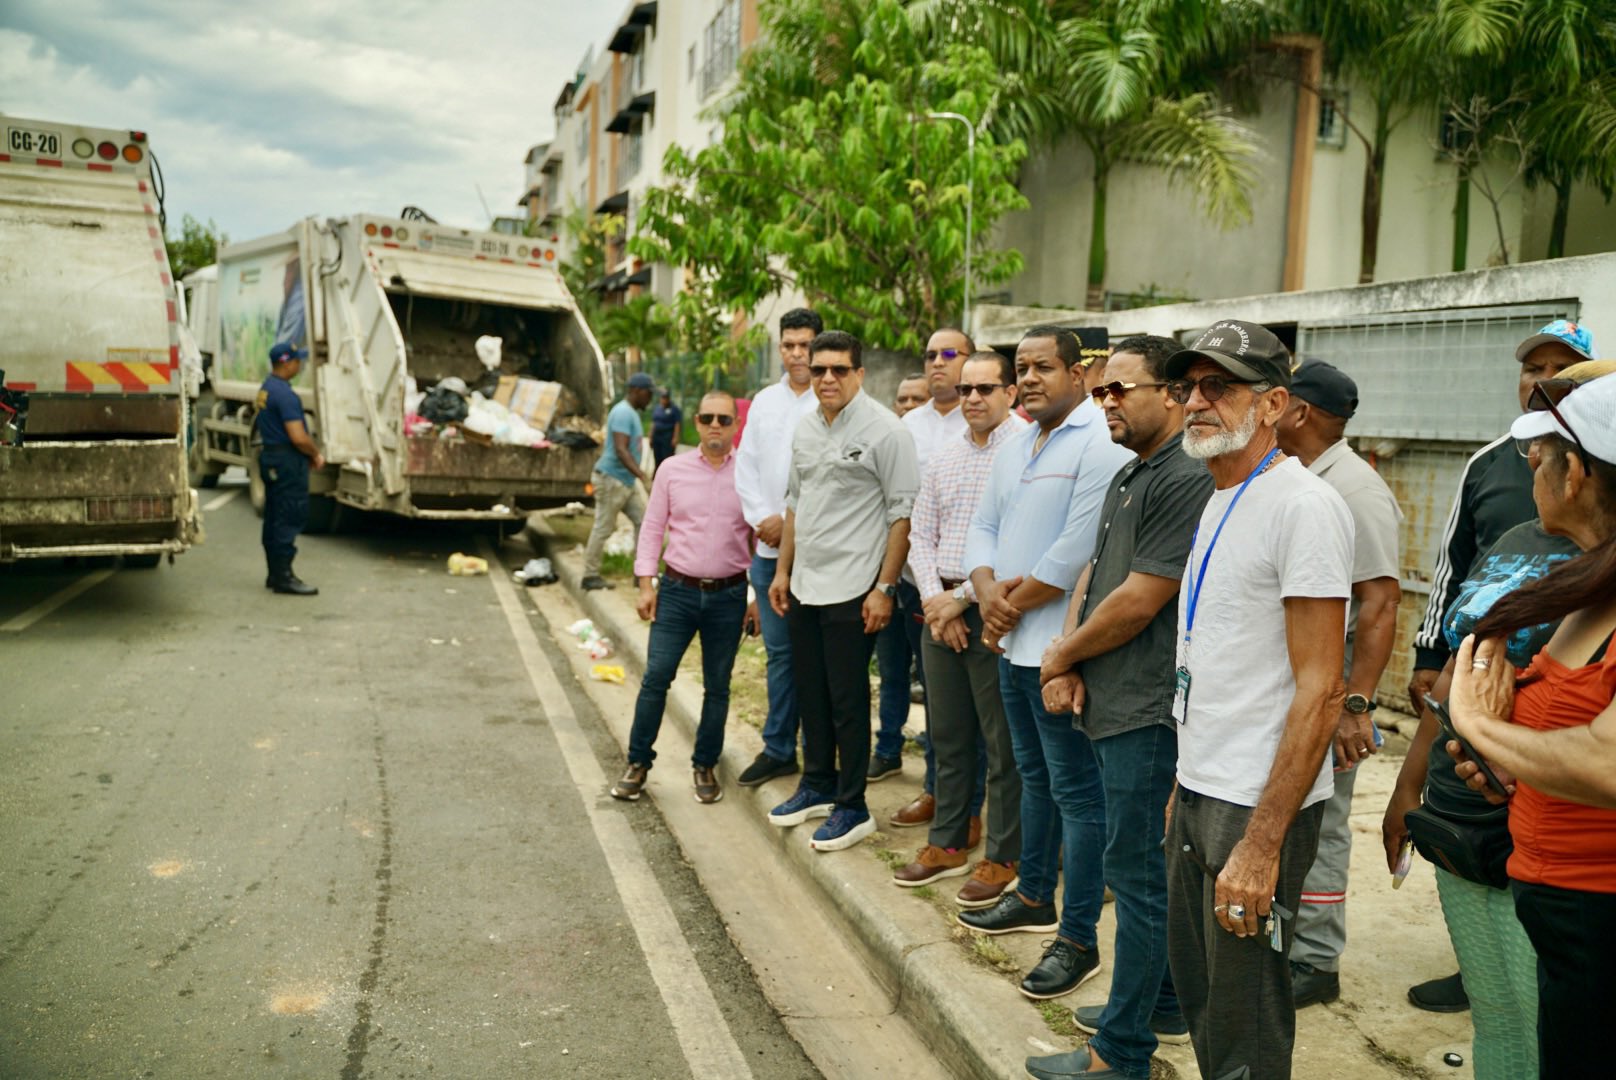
top-left (1424, 694), bottom-right (1511, 798)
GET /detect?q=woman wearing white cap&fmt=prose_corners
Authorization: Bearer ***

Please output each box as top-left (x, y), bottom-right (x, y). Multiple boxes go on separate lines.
top-left (1450, 371), bottom-right (1616, 1080)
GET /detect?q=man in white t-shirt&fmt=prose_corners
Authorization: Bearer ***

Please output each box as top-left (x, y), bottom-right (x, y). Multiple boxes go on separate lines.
top-left (1159, 322), bottom-right (1352, 1080)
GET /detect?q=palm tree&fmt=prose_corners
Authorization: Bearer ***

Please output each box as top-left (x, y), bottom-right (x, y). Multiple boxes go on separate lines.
top-left (595, 294), bottom-right (674, 364)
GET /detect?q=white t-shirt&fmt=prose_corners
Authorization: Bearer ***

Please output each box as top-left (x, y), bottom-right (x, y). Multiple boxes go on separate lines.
top-left (1174, 456), bottom-right (1354, 809)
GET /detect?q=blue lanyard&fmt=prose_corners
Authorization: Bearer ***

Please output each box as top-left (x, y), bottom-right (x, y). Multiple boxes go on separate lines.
top-left (1183, 447), bottom-right (1280, 645)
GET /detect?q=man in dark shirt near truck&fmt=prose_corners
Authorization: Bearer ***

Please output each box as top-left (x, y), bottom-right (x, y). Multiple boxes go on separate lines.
top-left (256, 342), bottom-right (325, 596)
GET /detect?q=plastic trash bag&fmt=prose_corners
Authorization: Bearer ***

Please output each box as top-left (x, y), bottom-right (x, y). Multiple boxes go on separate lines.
top-left (475, 335), bottom-right (502, 371)
top-left (447, 552), bottom-right (488, 576)
top-left (514, 557), bottom-right (557, 586)
top-left (590, 664), bottom-right (625, 684)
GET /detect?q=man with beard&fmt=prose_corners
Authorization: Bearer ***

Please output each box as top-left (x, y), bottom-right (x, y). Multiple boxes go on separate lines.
top-left (1158, 321), bottom-right (1353, 1080)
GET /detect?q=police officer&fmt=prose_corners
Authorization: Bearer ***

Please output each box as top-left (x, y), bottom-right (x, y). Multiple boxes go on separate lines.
top-left (256, 342), bottom-right (324, 595)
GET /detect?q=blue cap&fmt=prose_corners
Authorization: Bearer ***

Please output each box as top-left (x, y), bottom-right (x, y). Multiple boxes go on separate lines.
top-left (625, 372), bottom-right (656, 390)
top-left (1515, 320), bottom-right (1596, 363)
top-left (269, 342), bottom-right (308, 364)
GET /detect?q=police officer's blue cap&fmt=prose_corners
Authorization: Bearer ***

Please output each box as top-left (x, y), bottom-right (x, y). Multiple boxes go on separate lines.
top-left (269, 342), bottom-right (308, 364)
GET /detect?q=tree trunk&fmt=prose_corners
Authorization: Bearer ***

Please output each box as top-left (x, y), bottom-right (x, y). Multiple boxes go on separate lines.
top-left (1085, 165), bottom-right (1108, 311)
top-left (1452, 164), bottom-right (1470, 272)
top-left (1358, 111), bottom-right (1390, 284)
top-left (1548, 175), bottom-right (1572, 259)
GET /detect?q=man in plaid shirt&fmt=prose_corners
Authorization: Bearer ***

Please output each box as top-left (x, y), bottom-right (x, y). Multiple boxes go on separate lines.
top-left (893, 350), bottom-right (1028, 908)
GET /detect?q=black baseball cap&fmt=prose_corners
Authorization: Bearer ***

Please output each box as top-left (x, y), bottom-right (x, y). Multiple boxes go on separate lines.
top-left (1289, 359), bottom-right (1359, 419)
top-left (1166, 320), bottom-right (1295, 388)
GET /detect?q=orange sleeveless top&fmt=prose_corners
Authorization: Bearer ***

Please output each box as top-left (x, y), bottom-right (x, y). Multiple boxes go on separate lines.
top-left (1506, 644), bottom-right (1616, 892)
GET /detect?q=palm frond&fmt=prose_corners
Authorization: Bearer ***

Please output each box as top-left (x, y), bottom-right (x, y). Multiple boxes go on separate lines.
top-left (1112, 93), bottom-right (1263, 228)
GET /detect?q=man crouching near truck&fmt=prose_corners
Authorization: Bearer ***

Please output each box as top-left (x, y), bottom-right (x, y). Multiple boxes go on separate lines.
top-left (256, 342), bottom-right (324, 596)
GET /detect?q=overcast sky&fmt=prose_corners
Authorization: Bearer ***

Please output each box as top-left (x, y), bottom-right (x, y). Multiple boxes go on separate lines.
top-left (1, 1), bottom-right (618, 241)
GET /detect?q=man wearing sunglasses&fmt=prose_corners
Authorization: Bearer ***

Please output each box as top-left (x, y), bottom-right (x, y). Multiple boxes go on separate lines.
top-left (1403, 318), bottom-right (1596, 1013)
top-left (1157, 321), bottom-right (1353, 1080)
top-left (611, 392), bottom-right (755, 805)
top-left (767, 330), bottom-right (919, 853)
top-left (959, 326), bottom-right (1133, 1002)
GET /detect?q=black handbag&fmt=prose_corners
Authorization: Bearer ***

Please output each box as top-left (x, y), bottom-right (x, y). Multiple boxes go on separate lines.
top-left (1404, 802), bottom-right (1513, 890)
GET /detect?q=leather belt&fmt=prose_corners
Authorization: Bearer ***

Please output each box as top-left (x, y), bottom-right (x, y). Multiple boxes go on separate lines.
top-left (940, 577), bottom-right (966, 592)
top-left (663, 568), bottom-right (748, 592)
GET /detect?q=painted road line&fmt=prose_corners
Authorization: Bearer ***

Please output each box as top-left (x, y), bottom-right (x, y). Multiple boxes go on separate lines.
top-left (479, 539), bottom-right (754, 1080)
top-left (0, 568), bottom-right (117, 633)
top-left (202, 488), bottom-right (241, 512)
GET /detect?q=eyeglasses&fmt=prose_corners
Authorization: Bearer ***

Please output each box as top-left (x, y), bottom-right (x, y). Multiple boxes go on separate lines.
top-left (1516, 384), bottom-right (1587, 460)
top-left (924, 348), bottom-right (968, 363)
top-left (1528, 378), bottom-right (1577, 412)
top-left (954, 382), bottom-right (1005, 399)
top-left (696, 412), bottom-right (735, 427)
top-left (1166, 374), bottom-right (1257, 405)
top-left (1091, 380), bottom-right (1169, 404)
top-left (809, 363), bottom-right (855, 378)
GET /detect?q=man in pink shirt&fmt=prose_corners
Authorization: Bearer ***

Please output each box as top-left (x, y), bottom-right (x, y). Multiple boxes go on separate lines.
top-left (611, 391), bottom-right (756, 805)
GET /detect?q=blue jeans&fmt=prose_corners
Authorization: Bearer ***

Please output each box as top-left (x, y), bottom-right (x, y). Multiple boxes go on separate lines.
top-left (751, 554), bottom-right (800, 762)
top-left (874, 581), bottom-right (920, 764)
top-left (999, 659), bottom-right (1105, 948)
top-left (626, 576), bottom-right (746, 768)
top-left (1087, 723), bottom-right (1181, 1079)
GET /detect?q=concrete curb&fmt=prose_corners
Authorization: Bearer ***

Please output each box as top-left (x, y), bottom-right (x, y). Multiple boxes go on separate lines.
top-left (524, 518), bottom-right (1052, 1080)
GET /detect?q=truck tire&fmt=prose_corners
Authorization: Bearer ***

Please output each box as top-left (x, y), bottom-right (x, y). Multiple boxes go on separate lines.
top-left (305, 494), bottom-right (339, 535)
top-left (198, 472), bottom-right (221, 490)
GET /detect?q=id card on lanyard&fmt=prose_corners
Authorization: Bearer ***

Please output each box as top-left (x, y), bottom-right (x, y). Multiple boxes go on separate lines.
top-left (1172, 447), bottom-right (1280, 723)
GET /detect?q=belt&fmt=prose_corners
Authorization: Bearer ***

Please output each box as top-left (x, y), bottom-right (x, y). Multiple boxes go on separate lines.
top-left (663, 568), bottom-right (747, 592)
top-left (940, 577), bottom-right (966, 592)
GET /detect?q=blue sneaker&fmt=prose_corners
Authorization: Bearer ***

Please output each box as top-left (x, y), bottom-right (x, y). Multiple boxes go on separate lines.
top-left (809, 808), bottom-right (875, 851)
top-left (768, 787), bottom-right (833, 827)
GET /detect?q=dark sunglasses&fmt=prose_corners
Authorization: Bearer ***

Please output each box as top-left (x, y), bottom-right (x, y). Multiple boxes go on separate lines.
top-left (696, 412), bottom-right (735, 427)
top-left (924, 347), bottom-right (968, 363)
top-left (954, 382), bottom-right (1005, 399)
top-left (809, 363), bottom-right (855, 378)
top-left (1516, 384), bottom-right (1586, 460)
top-left (1166, 374), bottom-right (1257, 405)
top-left (1092, 380), bottom-right (1169, 404)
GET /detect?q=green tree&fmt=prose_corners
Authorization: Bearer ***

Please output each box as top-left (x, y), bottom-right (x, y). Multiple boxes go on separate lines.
top-left (552, 205), bottom-right (623, 322)
top-left (595, 293), bottom-right (675, 360)
top-left (634, 0), bottom-right (1028, 352)
top-left (164, 213), bottom-right (226, 281)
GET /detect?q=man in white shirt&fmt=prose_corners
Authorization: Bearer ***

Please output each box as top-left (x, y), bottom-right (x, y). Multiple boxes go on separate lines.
top-left (734, 308), bottom-right (824, 786)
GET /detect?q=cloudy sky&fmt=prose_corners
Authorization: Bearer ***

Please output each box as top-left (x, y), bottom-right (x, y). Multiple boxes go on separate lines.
top-left (1, 1), bottom-right (618, 241)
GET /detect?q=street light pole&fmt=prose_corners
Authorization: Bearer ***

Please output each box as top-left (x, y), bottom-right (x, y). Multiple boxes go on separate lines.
top-left (923, 111), bottom-right (975, 332)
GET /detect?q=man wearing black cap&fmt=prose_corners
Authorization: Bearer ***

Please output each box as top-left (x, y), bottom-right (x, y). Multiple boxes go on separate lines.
top-left (1158, 322), bottom-right (1353, 1080)
top-left (1275, 360), bottom-right (1403, 1009)
top-left (582, 371), bottom-right (656, 590)
top-left (256, 342), bottom-right (324, 595)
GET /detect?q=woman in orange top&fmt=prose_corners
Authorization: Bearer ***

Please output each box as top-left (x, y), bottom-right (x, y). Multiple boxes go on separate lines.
top-left (1451, 372), bottom-right (1616, 1080)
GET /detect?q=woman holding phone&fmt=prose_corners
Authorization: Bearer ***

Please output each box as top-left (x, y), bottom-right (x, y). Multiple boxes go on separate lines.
top-left (1450, 371), bottom-right (1616, 1080)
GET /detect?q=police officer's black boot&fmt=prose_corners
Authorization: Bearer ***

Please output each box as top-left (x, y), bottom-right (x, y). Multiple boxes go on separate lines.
top-left (270, 558), bottom-right (318, 596)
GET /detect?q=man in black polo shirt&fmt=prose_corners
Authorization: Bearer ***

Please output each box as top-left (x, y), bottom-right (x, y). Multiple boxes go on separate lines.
top-left (1027, 336), bottom-right (1213, 1080)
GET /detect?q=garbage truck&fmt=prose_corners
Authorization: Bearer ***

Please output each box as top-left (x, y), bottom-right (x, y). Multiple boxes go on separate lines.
top-left (0, 116), bottom-right (202, 564)
top-left (190, 213), bottom-right (612, 528)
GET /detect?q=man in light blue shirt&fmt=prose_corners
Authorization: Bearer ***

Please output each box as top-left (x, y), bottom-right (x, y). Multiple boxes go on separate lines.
top-left (582, 371), bottom-right (655, 590)
top-left (960, 326), bottom-right (1133, 1003)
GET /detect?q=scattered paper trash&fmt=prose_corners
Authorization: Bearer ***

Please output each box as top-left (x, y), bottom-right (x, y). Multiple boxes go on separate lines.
top-left (590, 664), bottom-right (625, 684)
top-left (514, 557), bottom-right (557, 586)
top-left (447, 552), bottom-right (488, 576)
top-left (567, 618), bottom-right (594, 639)
top-left (567, 617), bottom-right (614, 658)
top-left (586, 637), bottom-right (614, 659)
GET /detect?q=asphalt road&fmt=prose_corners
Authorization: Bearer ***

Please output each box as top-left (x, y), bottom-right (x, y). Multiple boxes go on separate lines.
top-left (0, 481), bottom-right (820, 1080)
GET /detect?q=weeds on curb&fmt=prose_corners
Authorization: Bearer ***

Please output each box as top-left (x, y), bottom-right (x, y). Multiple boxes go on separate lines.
top-left (873, 848), bottom-right (906, 871)
top-left (1035, 1000), bottom-right (1082, 1038)
top-left (911, 885), bottom-right (937, 900)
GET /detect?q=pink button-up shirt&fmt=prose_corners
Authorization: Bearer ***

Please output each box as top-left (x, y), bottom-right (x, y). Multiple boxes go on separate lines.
top-left (633, 449), bottom-right (754, 580)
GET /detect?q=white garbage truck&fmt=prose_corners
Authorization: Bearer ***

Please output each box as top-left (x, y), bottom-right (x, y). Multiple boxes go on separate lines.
top-left (0, 116), bottom-right (202, 564)
top-left (190, 214), bottom-right (612, 529)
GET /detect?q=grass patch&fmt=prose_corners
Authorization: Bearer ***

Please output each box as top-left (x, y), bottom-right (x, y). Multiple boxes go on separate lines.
top-left (1035, 999), bottom-right (1082, 1039)
top-left (910, 885), bottom-right (937, 901)
top-left (873, 848), bottom-right (907, 871)
top-left (950, 925), bottom-right (1022, 977)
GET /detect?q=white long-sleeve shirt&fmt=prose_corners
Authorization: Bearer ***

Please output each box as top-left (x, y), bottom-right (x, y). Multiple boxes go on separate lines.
top-left (734, 375), bottom-right (819, 558)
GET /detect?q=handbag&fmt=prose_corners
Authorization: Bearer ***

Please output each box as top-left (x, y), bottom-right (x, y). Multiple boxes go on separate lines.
top-left (1404, 802), bottom-right (1512, 890)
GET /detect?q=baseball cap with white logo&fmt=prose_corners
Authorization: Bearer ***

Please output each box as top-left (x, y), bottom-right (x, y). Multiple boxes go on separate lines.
top-left (1165, 320), bottom-right (1296, 388)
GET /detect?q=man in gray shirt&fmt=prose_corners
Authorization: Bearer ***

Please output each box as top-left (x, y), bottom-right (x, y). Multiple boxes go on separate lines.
top-left (767, 330), bottom-right (919, 852)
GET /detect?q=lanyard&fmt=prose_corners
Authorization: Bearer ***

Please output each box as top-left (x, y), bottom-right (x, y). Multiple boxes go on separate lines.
top-left (1183, 446), bottom-right (1279, 645)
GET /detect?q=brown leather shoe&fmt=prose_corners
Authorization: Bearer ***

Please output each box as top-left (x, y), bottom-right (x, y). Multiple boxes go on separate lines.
top-left (893, 844), bottom-right (969, 888)
top-left (890, 792), bottom-right (935, 828)
top-left (611, 763), bottom-right (649, 801)
top-left (968, 815), bottom-right (983, 850)
top-left (693, 765), bottom-right (722, 804)
top-left (955, 859), bottom-right (1019, 909)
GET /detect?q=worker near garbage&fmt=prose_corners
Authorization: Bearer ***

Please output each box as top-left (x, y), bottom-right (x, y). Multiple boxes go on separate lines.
top-left (583, 371), bottom-right (656, 590)
top-left (255, 342), bottom-right (325, 596)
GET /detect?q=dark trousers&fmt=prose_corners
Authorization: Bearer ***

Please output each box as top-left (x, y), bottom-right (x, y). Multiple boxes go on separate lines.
top-left (626, 576), bottom-right (746, 769)
top-left (260, 446), bottom-right (309, 569)
top-left (1512, 879), bottom-right (1616, 1080)
top-left (1087, 724), bottom-right (1180, 1079)
top-left (1166, 786), bottom-right (1324, 1080)
top-left (921, 607), bottom-right (1016, 860)
top-left (789, 593), bottom-right (876, 812)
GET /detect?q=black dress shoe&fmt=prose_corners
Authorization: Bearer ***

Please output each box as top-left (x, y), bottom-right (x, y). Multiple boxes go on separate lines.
top-left (1291, 961), bottom-right (1341, 1008)
top-left (1408, 971), bottom-right (1469, 1013)
top-left (272, 573), bottom-right (318, 596)
top-left (1019, 938), bottom-right (1101, 1000)
top-left (956, 891), bottom-right (1059, 935)
top-left (736, 752), bottom-right (797, 787)
top-left (580, 575), bottom-right (613, 590)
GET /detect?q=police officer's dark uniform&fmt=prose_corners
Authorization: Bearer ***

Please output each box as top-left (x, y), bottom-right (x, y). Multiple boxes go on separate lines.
top-left (256, 343), bottom-right (320, 595)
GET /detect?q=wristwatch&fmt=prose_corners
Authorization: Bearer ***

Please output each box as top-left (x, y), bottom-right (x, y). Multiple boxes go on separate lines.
top-left (952, 584), bottom-right (970, 604)
top-left (876, 582), bottom-right (897, 598)
top-left (1344, 693), bottom-right (1377, 714)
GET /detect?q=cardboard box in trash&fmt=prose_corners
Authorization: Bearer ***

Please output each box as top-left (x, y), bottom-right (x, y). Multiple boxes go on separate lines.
top-left (495, 376), bottom-right (564, 430)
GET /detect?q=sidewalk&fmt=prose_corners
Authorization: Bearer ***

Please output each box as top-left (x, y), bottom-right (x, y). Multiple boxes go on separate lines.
top-left (527, 517), bottom-right (1477, 1080)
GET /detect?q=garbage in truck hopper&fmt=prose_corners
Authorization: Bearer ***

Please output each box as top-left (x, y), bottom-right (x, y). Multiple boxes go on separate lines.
top-left (401, 335), bottom-right (602, 452)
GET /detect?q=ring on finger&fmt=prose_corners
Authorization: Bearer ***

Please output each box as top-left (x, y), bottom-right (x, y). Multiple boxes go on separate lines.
top-left (1213, 902), bottom-right (1228, 914)
top-left (1227, 903), bottom-right (1245, 920)
top-left (1472, 658), bottom-right (1492, 670)
top-left (1357, 745), bottom-right (1370, 754)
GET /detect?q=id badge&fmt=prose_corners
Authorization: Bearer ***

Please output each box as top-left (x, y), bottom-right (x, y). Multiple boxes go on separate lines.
top-left (1171, 665), bottom-right (1191, 724)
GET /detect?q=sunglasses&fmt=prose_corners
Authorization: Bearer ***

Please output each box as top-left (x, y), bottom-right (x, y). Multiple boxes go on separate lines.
top-left (955, 382), bottom-right (1005, 399)
top-left (696, 412), bottom-right (735, 427)
top-left (924, 347), bottom-right (968, 363)
top-left (1092, 380), bottom-right (1169, 404)
top-left (809, 363), bottom-right (855, 378)
top-left (1516, 382), bottom-right (1587, 460)
top-left (1166, 374), bottom-right (1257, 405)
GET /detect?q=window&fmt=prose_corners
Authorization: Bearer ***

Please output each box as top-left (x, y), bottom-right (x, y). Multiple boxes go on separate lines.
top-left (701, 0), bottom-right (741, 99)
top-left (688, 44), bottom-right (696, 81)
top-left (1317, 89), bottom-right (1348, 149)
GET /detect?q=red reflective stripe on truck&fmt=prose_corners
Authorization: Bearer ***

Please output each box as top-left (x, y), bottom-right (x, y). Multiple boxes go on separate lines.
top-left (170, 345), bottom-right (179, 367)
top-left (166, 300), bottom-right (176, 322)
top-left (36, 158), bottom-right (63, 167)
top-left (139, 180), bottom-right (148, 192)
top-left (87, 162), bottom-right (113, 172)
top-left (101, 363), bottom-right (153, 392)
top-left (4, 381), bottom-right (36, 391)
top-left (0, 153), bottom-right (9, 162)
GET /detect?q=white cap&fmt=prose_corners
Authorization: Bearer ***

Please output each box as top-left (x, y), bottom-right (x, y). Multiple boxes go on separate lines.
top-left (1510, 371), bottom-right (1616, 464)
